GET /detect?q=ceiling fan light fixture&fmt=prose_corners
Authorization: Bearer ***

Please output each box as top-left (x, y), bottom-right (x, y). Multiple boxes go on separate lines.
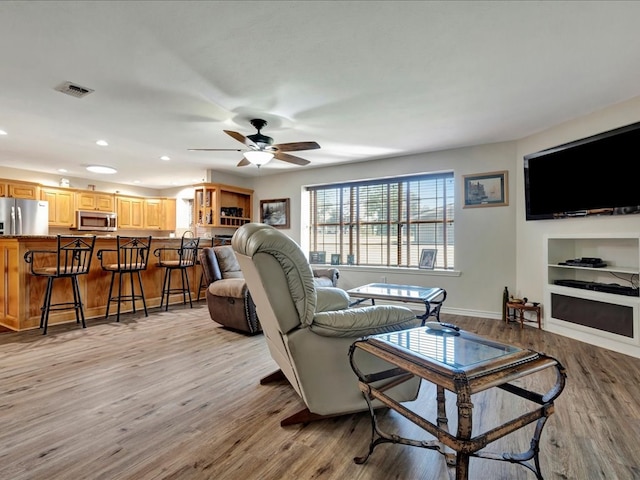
top-left (244, 150), bottom-right (274, 166)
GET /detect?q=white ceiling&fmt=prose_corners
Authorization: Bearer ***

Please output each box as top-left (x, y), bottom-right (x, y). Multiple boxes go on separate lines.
top-left (1, 1), bottom-right (639, 189)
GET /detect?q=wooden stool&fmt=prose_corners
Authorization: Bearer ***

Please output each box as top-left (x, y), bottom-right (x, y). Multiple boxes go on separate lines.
top-left (506, 302), bottom-right (542, 329)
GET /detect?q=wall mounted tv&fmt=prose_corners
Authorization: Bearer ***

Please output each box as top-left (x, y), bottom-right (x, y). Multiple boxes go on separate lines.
top-left (524, 120), bottom-right (640, 221)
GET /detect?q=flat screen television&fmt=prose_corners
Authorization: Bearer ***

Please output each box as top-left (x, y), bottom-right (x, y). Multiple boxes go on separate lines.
top-left (524, 120), bottom-right (640, 220)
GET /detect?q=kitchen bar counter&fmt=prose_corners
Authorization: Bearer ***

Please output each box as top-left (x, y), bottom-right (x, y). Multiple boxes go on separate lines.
top-left (0, 236), bottom-right (204, 331)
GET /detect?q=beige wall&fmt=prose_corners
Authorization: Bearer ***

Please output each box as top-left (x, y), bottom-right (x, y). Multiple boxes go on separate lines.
top-left (248, 141), bottom-right (518, 318)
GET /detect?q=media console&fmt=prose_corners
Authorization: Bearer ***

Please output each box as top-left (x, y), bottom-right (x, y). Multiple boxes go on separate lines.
top-left (545, 234), bottom-right (640, 359)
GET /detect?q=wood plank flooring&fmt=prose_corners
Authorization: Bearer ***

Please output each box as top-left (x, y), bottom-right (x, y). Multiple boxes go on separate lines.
top-left (1, 305), bottom-right (639, 480)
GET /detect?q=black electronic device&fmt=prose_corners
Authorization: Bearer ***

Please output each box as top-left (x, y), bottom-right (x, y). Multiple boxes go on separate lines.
top-left (560, 257), bottom-right (607, 268)
top-left (554, 279), bottom-right (593, 289)
top-left (554, 279), bottom-right (639, 296)
top-left (589, 283), bottom-right (639, 296)
top-left (524, 120), bottom-right (640, 221)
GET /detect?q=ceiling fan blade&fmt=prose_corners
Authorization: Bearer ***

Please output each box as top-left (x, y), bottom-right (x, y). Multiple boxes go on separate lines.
top-left (273, 141), bottom-right (320, 152)
top-left (225, 129), bottom-right (258, 149)
top-left (224, 130), bottom-right (247, 144)
top-left (237, 157), bottom-right (251, 167)
top-left (274, 152), bottom-right (311, 166)
top-left (188, 148), bottom-right (244, 151)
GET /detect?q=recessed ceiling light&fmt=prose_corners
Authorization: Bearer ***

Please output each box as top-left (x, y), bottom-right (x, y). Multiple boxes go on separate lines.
top-left (133, 180), bottom-right (141, 184)
top-left (0, 130), bottom-right (7, 136)
top-left (160, 155), bottom-right (170, 161)
top-left (86, 165), bottom-right (117, 174)
top-left (96, 140), bottom-right (109, 146)
top-left (58, 168), bottom-right (68, 173)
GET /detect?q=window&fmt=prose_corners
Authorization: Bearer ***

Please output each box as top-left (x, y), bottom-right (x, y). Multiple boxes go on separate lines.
top-left (307, 172), bottom-right (454, 268)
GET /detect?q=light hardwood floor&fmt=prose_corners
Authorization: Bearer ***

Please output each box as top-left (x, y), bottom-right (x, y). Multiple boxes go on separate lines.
top-left (1, 304), bottom-right (639, 480)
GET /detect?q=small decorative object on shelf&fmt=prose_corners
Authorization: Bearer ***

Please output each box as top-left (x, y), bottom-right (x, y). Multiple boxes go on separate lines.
top-left (509, 295), bottom-right (526, 304)
top-left (309, 251), bottom-right (326, 264)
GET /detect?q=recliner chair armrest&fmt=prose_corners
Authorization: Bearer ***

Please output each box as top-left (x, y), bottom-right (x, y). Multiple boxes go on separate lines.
top-left (309, 305), bottom-right (420, 338)
top-left (312, 267), bottom-right (339, 287)
top-left (200, 247), bottom-right (223, 283)
top-left (316, 287), bottom-right (350, 312)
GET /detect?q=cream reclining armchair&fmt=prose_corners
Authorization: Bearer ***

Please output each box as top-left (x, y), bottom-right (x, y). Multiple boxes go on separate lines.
top-left (232, 223), bottom-right (422, 426)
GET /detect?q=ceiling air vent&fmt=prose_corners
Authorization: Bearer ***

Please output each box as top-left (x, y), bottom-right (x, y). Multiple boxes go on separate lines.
top-left (54, 81), bottom-right (94, 98)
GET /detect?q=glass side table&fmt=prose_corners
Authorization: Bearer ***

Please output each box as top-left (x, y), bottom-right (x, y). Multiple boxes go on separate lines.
top-left (347, 283), bottom-right (447, 323)
top-left (349, 326), bottom-right (566, 480)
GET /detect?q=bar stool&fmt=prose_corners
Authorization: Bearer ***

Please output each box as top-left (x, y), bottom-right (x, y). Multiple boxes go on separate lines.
top-left (97, 236), bottom-right (152, 322)
top-left (154, 232), bottom-right (200, 310)
top-left (24, 235), bottom-right (96, 335)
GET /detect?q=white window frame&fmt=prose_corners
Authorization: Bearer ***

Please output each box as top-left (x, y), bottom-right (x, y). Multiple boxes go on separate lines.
top-left (307, 172), bottom-right (455, 269)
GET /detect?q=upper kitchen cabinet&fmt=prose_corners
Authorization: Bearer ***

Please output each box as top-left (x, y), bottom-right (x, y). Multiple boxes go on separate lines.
top-left (143, 198), bottom-right (162, 230)
top-left (194, 183), bottom-right (253, 229)
top-left (143, 198), bottom-right (177, 230)
top-left (40, 187), bottom-right (76, 227)
top-left (77, 190), bottom-right (115, 212)
top-left (0, 180), bottom-right (39, 200)
top-left (116, 195), bottom-right (144, 229)
top-left (162, 198), bottom-right (176, 231)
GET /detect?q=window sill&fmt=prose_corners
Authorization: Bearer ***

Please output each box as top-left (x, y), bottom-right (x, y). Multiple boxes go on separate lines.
top-left (332, 265), bottom-right (461, 277)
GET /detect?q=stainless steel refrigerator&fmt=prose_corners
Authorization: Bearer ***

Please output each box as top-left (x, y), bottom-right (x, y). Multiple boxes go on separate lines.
top-left (0, 198), bottom-right (49, 235)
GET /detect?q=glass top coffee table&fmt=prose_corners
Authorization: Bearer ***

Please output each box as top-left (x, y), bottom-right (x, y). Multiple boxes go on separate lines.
top-left (347, 283), bottom-right (447, 324)
top-left (349, 326), bottom-right (566, 480)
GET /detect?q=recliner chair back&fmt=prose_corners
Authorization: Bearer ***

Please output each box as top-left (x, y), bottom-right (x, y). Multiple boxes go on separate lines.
top-left (232, 223), bottom-right (422, 424)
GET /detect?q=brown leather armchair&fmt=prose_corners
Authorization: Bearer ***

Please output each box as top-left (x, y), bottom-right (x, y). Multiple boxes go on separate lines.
top-left (200, 245), bottom-right (340, 335)
top-left (199, 246), bottom-right (260, 335)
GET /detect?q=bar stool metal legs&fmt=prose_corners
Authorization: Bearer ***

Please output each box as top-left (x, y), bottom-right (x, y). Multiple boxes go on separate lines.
top-left (97, 236), bottom-right (152, 322)
top-left (154, 233), bottom-right (199, 311)
top-left (24, 235), bottom-right (96, 335)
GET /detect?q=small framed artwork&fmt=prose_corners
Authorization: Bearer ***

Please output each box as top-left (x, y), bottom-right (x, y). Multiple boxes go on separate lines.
top-left (330, 254), bottom-right (341, 265)
top-left (347, 254), bottom-right (355, 265)
top-left (463, 170), bottom-right (508, 208)
top-left (309, 251), bottom-right (326, 264)
top-left (419, 248), bottom-right (437, 269)
top-left (260, 198), bottom-right (290, 229)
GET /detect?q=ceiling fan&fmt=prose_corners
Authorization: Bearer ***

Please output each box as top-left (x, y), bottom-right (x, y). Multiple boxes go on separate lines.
top-left (189, 118), bottom-right (320, 167)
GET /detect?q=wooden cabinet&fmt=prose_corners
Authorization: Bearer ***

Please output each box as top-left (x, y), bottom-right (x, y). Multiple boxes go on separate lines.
top-left (143, 198), bottom-right (163, 230)
top-left (0, 241), bottom-right (20, 330)
top-left (194, 183), bottom-right (253, 229)
top-left (116, 196), bottom-right (144, 229)
top-left (116, 196), bottom-right (175, 231)
top-left (77, 191), bottom-right (115, 212)
top-left (162, 198), bottom-right (176, 231)
top-left (40, 187), bottom-right (76, 227)
top-left (0, 180), bottom-right (39, 199)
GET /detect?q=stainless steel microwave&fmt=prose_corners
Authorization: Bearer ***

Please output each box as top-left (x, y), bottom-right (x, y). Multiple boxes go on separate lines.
top-left (75, 210), bottom-right (117, 231)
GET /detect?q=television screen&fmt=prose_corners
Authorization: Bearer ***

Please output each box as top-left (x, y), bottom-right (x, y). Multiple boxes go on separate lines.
top-left (524, 121), bottom-right (640, 220)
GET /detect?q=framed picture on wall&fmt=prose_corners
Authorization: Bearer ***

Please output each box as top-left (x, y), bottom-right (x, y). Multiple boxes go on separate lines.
top-left (419, 248), bottom-right (437, 269)
top-left (463, 170), bottom-right (508, 208)
top-left (260, 198), bottom-right (290, 229)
